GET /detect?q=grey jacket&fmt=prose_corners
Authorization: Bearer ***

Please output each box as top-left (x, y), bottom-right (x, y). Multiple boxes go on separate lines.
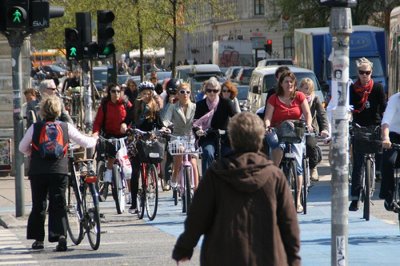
top-left (162, 101), bottom-right (196, 135)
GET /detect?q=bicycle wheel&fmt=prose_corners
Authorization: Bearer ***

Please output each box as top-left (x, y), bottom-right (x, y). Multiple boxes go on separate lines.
top-left (66, 175), bottom-right (84, 245)
top-left (86, 183), bottom-right (101, 250)
top-left (363, 158), bottom-right (371, 221)
top-left (136, 170), bottom-right (145, 219)
top-left (112, 164), bottom-right (125, 214)
top-left (145, 164), bottom-right (159, 221)
top-left (96, 161), bottom-right (107, 201)
top-left (289, 160), bottom-right (299, 210)
top-left (302, 157), bottom-right (310, 214)
top-left (182, 166), bottom-right (192, 214)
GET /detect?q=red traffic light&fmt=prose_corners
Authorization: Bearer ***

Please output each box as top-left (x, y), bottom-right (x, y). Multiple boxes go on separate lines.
top-left (266, 39), bottom-right (272, 45)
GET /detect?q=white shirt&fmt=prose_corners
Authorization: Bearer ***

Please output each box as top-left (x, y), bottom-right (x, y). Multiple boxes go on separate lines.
top-left (381, 92), bottom-right (400, 134)
top-left (19, 122), bottom-right (98, 156)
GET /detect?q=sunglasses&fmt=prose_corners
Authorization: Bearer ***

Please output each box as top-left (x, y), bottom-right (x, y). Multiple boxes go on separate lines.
top-left (47, 88), bottom-right (57, 91)
top-left (179, 90), bottom-right (191, 95)
top-left (359, 70), bottom-right (371, 75)
top-left (110, 89), bottom-right (121, 93)
top-left (206, 89), bottom-right (219, 93)
top-left (222, 89), bottom-right (230, 93)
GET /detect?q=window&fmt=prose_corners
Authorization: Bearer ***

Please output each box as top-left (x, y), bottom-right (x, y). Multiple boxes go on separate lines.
top-left (283, 36), bottom-right (294, 58)
top-left (254, 0), bottom-right (264, 16)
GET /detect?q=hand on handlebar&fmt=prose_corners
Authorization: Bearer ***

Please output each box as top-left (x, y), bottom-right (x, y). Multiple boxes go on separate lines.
top-left (196, 129), bottom-right (206, 137)
top-left (382, 139), bottom-right (392, 149)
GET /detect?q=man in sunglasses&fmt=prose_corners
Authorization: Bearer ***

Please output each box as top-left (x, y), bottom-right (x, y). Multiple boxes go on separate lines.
top-left (348, 57), bottom-right (386, 212)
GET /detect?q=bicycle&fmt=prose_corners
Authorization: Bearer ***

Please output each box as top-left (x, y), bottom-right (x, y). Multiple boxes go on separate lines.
top-left (351, 123), bottom-right (381, 221)
top-left (97, 136), bottom-right (128, 214)
top-left (391, 143), bottom-right (400, 229)
top-left (168, 135), bottom-right (202, 213)
top-left (65, 144), bottom-right (101, 250)
top-left (128, 128), bottom-right (167, 221)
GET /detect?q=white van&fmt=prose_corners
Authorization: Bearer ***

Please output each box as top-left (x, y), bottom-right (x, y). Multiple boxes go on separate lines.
top-left (257, 58), bottom-right (294, 67)
top-left (247, 66), bottom-right (326, 113)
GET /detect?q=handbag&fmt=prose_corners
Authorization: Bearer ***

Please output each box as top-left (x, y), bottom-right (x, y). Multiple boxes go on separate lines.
top-left (136, 137), bottom-right (166, 164)
top-left (116, 139), bottom-right (132, 179)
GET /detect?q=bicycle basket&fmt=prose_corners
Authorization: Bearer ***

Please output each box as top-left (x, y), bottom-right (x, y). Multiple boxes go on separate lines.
top-left (136, 137), bottom-right (166, 164)
top-left (352, 126), bottom-right (382, 154)
top-left (168, 136), bottom-right (200, 155)
top-left (276, 120), bottom-right (305, 144)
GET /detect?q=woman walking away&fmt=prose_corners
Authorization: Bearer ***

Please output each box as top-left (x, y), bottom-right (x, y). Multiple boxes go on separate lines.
top-left (172, 112), bottom-right (301, 266)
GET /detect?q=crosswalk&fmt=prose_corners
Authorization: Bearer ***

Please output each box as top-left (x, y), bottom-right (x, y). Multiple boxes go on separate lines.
top-left (0, 228), bottom-right (38, 265)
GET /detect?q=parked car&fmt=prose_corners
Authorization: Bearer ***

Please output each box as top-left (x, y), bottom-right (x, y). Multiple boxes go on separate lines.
top-left (247, 66), bottom-right (325, 113)
top-left (41, 64), bottom-right (67, 78)
top-left (92, 66), bottom-right (109, 91)
top-left (187, 64), bottom-right (224, 99)
top-left (175, 65), bottom-right (193, 81)
top-left (225, 66), bottom-right (242, 80)
top-left (257, 58), bottom-right (294, 67)
top-left (235, 67), bottom-right (255, 85)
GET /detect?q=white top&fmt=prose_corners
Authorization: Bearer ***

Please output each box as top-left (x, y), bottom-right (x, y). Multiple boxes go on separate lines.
top-left (381, 92), bottom-right (400, 134)
top-left (19, 122), bottom-right (98, 156)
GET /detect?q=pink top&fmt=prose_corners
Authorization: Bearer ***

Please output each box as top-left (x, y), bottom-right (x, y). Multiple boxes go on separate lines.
top-left (268, 92), bottom-right (306, 127)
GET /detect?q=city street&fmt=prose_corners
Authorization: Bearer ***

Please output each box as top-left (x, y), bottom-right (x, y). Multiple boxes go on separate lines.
top-left (1, 143), bottom-right (400, 265)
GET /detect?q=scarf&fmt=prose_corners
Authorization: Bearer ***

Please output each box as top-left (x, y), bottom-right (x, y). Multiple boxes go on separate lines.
top-left (193, 96), bottom-right (220, 130)
top-left (353, 79), bottom-right (374, 114)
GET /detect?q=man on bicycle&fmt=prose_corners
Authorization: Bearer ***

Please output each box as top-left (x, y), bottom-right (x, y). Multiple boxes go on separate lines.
top-left (92, 83), bottom-right (132, 197)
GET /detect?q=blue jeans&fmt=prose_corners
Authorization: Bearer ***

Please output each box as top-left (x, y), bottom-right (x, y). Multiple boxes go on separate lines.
top-left (200, 137), bottom-right (231, 177)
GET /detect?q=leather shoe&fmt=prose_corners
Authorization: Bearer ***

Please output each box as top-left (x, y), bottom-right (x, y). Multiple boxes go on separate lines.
top-left (349, 200), bottom-right (359, 211)
top-left (32, 240), bottom-right (44, 250)
top-left (55, 236), bottom-right (67, 252)
top-left (384, 199), bottom-right (400, 213)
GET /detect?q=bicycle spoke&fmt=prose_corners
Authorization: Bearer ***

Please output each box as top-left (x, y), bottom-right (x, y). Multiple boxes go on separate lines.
top-left (146, 164), bottom-right (159, 221)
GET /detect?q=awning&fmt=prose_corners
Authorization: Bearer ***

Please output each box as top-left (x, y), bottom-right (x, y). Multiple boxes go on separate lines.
top-left (129, 48), bottom-right (165, 58)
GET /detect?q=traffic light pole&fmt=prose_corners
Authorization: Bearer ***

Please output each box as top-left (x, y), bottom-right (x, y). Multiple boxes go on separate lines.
top-left (7, 31), bottom-right (28, 217)
top-left (329, 7), bottom-right (352, 266)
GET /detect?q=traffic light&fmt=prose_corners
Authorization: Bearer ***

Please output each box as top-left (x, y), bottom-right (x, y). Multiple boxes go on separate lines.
top-left (97, 10), bottom-right (115, 59)
top-left (319, 0), bottom-right (357, 7)
top-left (65, 28), bottom-right (82, 61)
top-left (265, 39), bottom-right (272, 56)
top-left (30, 0), bottom-right (64, 31)
top-left (5, 0), bottom-right (29, 30)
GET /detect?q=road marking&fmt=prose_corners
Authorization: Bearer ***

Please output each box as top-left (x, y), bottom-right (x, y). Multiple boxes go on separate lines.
top-left (0, 228), bottom-right (38, 265)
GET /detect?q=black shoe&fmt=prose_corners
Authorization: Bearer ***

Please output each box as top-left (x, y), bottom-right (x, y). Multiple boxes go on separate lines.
top-left (384, 199), bottom-right (400, 213)
top-left (32, 240), bottom-right (44, 250)
top-left (55, 236), bottom-right (67, 252)
top-left (349, 200), bottom-right (359, 211)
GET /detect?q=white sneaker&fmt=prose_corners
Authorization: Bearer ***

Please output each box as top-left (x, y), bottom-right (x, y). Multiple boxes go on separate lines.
top-left (310, 168), bottom-right (319, 182)
top-left (104, 169), bottom-right (112, 183)
top-left (171, 181), bottom-right (178, 189)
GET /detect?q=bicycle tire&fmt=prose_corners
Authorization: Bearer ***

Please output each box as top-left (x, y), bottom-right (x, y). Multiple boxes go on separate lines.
top-left (136, 170), bottom-right (145, 219)
top-left (66, 175), bottom-right (84, 245)
top-left (290, 160), bottom-right (298, 211)
top-left (96, 161), bottom-right (107, 201)
top-left (145, 164), bottom-right (159, 221)
top-left (183, 166), bottom-right (192, 214)
top-left (302, 157), bottom-right (309, 215)
top-left (86, 183), bottom-right (101, 250)
top-left (112, 164), bottom-right (125, 214)
top-left (363, 158), bottom-right (371, 221)
top-left (173, 188), bottom-right (178, 206)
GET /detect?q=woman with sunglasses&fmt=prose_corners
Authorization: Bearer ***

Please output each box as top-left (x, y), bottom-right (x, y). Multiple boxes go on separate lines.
top-left (93, 83), bottom-right (133, 200)
top-left (193, 77), bottom-right (235, 176)
top-left (163, 82), bottom-right (199, 190)
top-left (221, 80), bottom-right (241, 114)
top-left (124, 79), bottom-right (139, 105)
top-left (348, 57), bottom-right (386, 212)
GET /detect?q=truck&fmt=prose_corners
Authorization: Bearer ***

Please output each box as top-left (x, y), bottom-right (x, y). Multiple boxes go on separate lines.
top-left (294, 25), bottom-right (387, 93)
top-left (212, 40), bottom-right (254, 67)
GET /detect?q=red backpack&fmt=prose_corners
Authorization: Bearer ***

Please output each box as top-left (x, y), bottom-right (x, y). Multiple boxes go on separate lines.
top-left (32, 122), bottom-right (68, 159)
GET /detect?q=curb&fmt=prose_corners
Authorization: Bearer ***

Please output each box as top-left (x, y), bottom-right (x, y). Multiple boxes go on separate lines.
top-left (0, 214), bottom-right (28, 229)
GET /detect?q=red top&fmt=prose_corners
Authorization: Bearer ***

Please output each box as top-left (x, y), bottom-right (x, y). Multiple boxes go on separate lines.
top-left (267, 92), bottom-right (306, 127)
top-left (93, 99), bottom-right (132, 136)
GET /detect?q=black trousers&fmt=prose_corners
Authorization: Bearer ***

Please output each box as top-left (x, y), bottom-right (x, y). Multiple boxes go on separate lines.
top-left (27, 174), bottom-right (68, 242)
top-left (379, 132), bottom-right (400, 201)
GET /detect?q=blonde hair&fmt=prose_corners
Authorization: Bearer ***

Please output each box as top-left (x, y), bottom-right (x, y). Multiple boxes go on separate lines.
top-left (356, 57), bottom-right (373, 69)
top-left (299, 78), bottom-right (315, 95)
top-left (228, 112), bottom-right (265, 152)
top-left (40, 95), bottom-right (61, 121)
top-left (178, 82), bottom-right (191, 91)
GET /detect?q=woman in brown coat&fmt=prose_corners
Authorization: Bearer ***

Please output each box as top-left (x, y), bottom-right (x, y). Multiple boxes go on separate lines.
top-left (172, 112), bottom-right (301, 266)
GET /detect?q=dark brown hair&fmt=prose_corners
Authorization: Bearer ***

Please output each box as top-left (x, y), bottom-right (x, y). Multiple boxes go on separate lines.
top-left (276, 71), bottom-right (297, 98)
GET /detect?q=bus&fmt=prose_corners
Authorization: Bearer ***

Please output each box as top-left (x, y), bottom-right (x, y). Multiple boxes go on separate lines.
top-left (31, 49), bottom-right (66, 68)
top-left (389, 6), bottom-right (400, 96)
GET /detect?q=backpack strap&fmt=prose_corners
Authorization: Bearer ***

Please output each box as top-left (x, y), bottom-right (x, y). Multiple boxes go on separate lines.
top-left (31, 121), bottom-right (46, 151)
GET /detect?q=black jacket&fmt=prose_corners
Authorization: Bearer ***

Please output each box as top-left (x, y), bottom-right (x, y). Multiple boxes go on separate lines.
top-left (194, 97), bottom-right (235, 130)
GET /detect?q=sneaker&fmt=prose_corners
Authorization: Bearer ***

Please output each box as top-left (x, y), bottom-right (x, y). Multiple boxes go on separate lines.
top-left (310, 168), bottom-right (319, 182)
top-left (349, 200), bottom-right (359, 211)
top-left (32, 240), bottom-right (44, 250)
top-left (104, 169), bottom-right (113, 183)
top-left (55, 236), bottom-right (67, 252)
top-left (128, 206), bottom-right (138, 214)
top-left (384, 199), bottom-right (400, 213)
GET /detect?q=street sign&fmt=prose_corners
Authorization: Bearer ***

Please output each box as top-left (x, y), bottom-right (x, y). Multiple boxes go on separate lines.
top-left (251, 37), bottom-right (265, 50)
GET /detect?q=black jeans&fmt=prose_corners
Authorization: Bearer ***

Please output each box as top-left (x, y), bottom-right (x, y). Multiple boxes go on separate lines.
top-left (379, 132), bottom-right (400, 201)
top-left (27, 174), bottom-right (68, 242)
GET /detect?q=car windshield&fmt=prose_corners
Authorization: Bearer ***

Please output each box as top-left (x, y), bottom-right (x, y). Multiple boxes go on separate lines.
top-left (262, 72), bottom-right (321, 93)
top-left (237, 86), bottom-right (249, 100)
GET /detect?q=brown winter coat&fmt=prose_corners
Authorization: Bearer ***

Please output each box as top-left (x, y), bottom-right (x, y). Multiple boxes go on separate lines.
top-left (172, 152), bottom-right (301, 266)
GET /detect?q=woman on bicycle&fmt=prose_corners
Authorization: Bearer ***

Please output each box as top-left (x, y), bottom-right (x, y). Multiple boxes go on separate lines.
top-left (264, 70), bottom-right (312, 213)
top-left (163, 82), bottom-right (199, 190)
top-left (349, 57), bottom-right (386, 212)
top-left (193, 77), bottom-right (235, 176)
top-left (298, 78), bottom-right (329, 181)
top-left (128, 81), bottom-right (167, 214)
top-left (221, 80), bottom-right (241, 114)
top-left (379, 92), bottom-right (400, 212)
